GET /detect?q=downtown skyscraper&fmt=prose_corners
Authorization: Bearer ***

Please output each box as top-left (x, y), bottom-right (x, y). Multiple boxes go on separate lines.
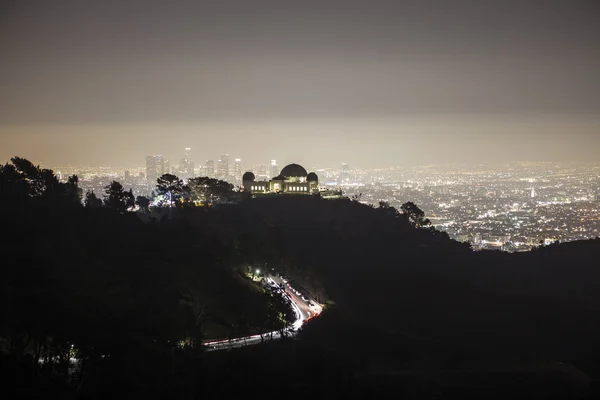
top-left (179, 147), bottom-right (194, 180)
top-left (146, 155), bottom-right (165, 183)
top-left (217, 154), bottom-right (229, 180)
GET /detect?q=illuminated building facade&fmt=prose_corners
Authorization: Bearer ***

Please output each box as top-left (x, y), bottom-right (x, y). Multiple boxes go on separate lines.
top-left (217, 154), bottom-right (229, 180)
top-left (146, 155), bottom-right (165, 183)
top-left (233, 159), bottom-right (242, 182)
top-left (242, 163), bottom-right (319, 194)
top-left (205, 160), bottom-right (215, 177)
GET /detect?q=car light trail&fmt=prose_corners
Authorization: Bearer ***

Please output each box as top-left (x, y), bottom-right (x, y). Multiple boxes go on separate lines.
top-left (204, 275), bottom-right (319, 351)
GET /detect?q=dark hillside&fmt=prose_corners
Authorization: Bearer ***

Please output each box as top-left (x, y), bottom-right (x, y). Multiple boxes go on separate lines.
top-left (206, 196), bottom-right (600, 371)
top-left (2, 158), bottom-right (600, 398)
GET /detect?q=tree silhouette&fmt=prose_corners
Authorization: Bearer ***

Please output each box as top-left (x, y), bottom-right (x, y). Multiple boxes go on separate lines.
top-left (156, 174), bottom-right (185, 207)
top-left (400, 201), bottom-right (431, 228)
top-left (263, 286), bottom-right (296, 338)
top-left (187, 176), bottom-right (234, 205)
top-left (0, 161), bottom-right (29, 205)
top-left (66, 175), bottom-right (83, 204)
top-left (377, 200), bottom-right (402, 220)
top-left (10, 156), bottom-right (51, 197)
top-left (0, 157), bottom-right (82, 207)
top-left (178, 185), bottom-right (197, 208)
top-left (84, 190), bottom-right (103, 209)
top-left (103, 181), bottom-right (134, 212)
top-left (136, 195), bottom-right (150, 212)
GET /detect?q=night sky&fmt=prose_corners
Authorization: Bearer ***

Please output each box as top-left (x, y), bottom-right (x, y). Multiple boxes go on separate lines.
top-left (0, 0), bottom-right (598, 168)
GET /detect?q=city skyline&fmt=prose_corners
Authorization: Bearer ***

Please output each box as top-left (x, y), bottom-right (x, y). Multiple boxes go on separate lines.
top-left (19, 153), bottom-right (599, 253)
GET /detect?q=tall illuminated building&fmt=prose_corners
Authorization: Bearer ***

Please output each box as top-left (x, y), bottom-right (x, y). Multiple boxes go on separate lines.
top-left (179, 147), bottom-right (194, 180)
top-left (257, 164), bottom-right (267, 180)
top-left (146, 155), bottom-right (165, 183)
top-left (217, 153), bottom-right (229, 179)
top-left (270, 160), bottom-right (278, 178)
top-left (205, 160), bottom-right (215, 177)
top-left (233, 159), bottom-right (242, 182)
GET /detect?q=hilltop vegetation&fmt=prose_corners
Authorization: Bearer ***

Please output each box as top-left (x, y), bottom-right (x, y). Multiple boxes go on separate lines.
top-left (1, 157), bottom-right (600, 398)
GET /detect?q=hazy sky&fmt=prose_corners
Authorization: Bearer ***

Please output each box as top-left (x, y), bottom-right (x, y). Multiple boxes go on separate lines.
top-left (1, 0), bottom-right (598, 168)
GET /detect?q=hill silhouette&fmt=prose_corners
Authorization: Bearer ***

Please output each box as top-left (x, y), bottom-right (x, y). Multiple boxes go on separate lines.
top-left (2, 158), bottom-right (600, 398)
top-left (202, 196), bottom-right (600, 370)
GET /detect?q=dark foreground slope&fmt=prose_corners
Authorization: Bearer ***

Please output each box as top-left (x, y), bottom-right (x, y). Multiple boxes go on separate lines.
top-left (2, 183), bottom-right (600, 398)
top-left (210, 196), bottom-right (600, 374)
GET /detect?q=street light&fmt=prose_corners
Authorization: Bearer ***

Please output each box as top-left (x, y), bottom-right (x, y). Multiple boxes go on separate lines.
top-left (255, 269), bottom-right (260, 275)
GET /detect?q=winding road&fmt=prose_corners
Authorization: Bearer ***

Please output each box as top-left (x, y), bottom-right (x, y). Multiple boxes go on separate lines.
top-left (203, 276), bottom-right (322, 352)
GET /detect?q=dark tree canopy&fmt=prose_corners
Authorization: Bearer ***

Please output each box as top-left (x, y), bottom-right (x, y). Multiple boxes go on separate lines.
top-left (136, 195), bottom-right (150, 212)
top-left (156, 173), bottom-right (185, 207)
top-left (0, 157), bottom-right (81, 207)
top-left (187, 176), bottom-right (235, 205)
top-left (84, 190), bottom-right (103, 209)
top-left (401, 201), bottom-right (431, 228)
top-left (65, 175), bottom-right (83, 204)
top-left (103, 181), bottom-right (134, 212)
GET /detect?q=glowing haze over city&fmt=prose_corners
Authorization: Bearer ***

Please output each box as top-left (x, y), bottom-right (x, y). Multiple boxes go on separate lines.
top-left (1, 1), bottom-right (598, 168)
top-left (1, 0), bottom-right (599, 251)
